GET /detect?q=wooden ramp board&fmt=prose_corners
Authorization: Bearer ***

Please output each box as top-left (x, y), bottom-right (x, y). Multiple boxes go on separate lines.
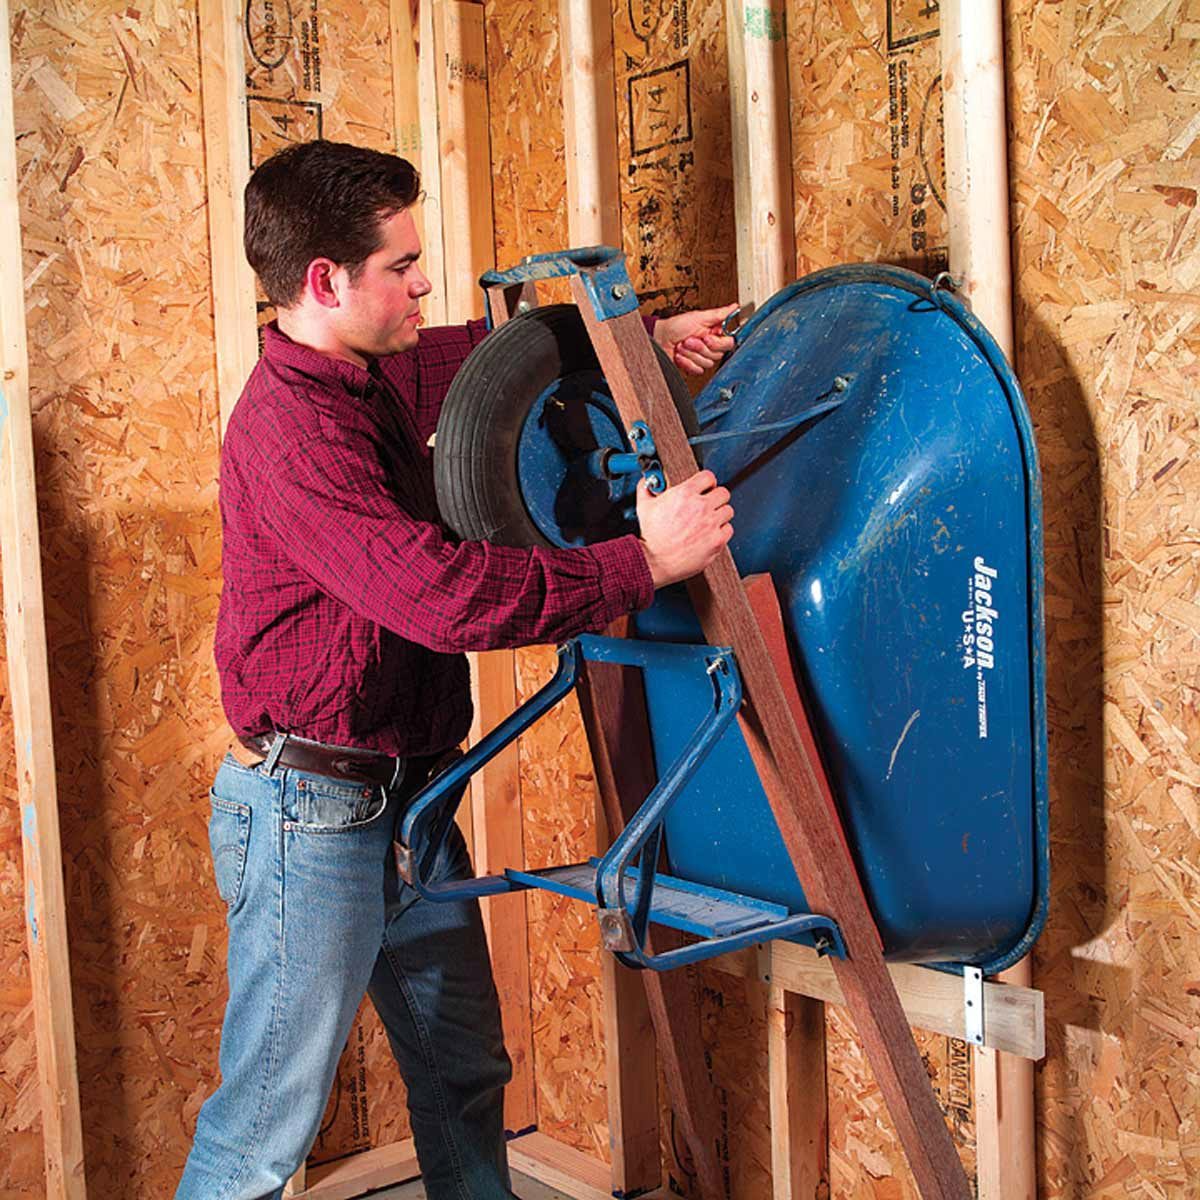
top-left (0, 0), bottom-right (87, 1193)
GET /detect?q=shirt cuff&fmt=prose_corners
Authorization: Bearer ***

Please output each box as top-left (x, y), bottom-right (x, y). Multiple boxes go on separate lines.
top-left (588, 533), bottom-right (655, 620)
top-left (641, 313), bottom-right (658, 340)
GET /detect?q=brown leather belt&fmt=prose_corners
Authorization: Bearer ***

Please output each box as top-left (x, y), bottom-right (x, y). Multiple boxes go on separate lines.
top-left (238, 733), bottom-right (404, 788)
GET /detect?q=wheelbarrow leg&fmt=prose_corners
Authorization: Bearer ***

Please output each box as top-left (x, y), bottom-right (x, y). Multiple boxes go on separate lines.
top-left (569, 277), bottom-right (972, 1200)
top-left (576, 631), bottom-right (725, 1200)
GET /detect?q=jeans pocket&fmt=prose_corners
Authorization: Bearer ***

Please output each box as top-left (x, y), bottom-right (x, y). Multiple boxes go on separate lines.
top-left (209, 794), bottom-right (251, 910)
top-left (284, 774), bottom-right (389, 833)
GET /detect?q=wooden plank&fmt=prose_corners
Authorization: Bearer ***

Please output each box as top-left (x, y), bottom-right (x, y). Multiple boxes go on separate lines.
top-left (576, 641), bottom-right (723, 1200)
top-left (390, 0), bottom-right (422, 164)
top-left (974, 1014), bottom-right (1035, 1200)
top-left (586, 671), bottom-right (660, 1192)
top-left (557, 2), bottom-right (661, 1189)
top-left (767, 982), bottom-right (829, 1200)
top-left (202, 5), bottom-right (308, 1187)
top-left (485, 281), bottom-right (539, 327)
top-left (0, 0), bottom-right (87, 1194)
top-left (283, 1163), bottom-right (306, 1196)
top-left (434, 0), bottom-right (494, 322)
top-left (197, 0), bottom-right (259, 436)
top-left (728, 17), bottom-right (813, 1195)
top-left (578, 643), bottom-right (660, 1193)
top-left (297, 1139), bottom-right (420, 1200)
top-left (558, 0), bottom-right (621, 247)
top-left (569, 286), bottom-right (972, 1200)
top-left (395, 0), bottom-right (449, 326)
top-left (507, 1131), bottom-right (611, 1200)
top-left (717, 943), bottom-right (1045, 1062)
top-left (941, 6), bottom-right (1033, 1197)
top-left (725, 0), bottom-right (796, 306)
top-left (941, 0), bottom-right (1014, 358)
top-left (595, 943), bottom-right (661, 1190)
top-left (198, 3), bottom-right (304, 1188)
top-left (431, 4), bottom-right (535, 1136)
top-left (469, 652), bottom-right (536, 1133)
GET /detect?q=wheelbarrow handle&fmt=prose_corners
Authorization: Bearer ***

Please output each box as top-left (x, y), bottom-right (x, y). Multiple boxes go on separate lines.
top-left (479, 245), bottom-right (621, 286)
top-left (478, 246), bottom-right (642, 323)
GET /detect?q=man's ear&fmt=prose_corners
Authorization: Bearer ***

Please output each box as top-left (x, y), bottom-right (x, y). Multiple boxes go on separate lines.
top-left (305, 258), bottom-right (342, 308)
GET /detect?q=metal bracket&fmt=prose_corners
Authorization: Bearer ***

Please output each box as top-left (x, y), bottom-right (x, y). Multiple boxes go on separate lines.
top-left (756, 942), bottom-right (772, 984)
top-left (598, 907), bottom-right (636, 953)
top-left (627, 420), bottom-right (665, 493)
top-left (393, 840), bottom-right (416, 886)
top-left (963, 964), bottom-right (984, 1046)
top-left (477, 245), bottom-right (640, 322)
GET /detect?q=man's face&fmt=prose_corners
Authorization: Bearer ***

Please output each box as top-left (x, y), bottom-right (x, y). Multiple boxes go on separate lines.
top-left (333, 208), bottom-right (431, 358)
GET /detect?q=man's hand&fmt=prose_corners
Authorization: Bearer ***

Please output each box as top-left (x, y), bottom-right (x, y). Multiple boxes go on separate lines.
top-left (637, 470), bottom-right (734, 588)
top-left (652, 304), bottom-right (739, 376)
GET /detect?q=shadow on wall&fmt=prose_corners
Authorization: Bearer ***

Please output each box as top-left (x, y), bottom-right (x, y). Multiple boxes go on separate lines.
top-left (1017, 308), bottom-right (1109, 1193)
top-left (33, 415), bottom-right (226, 1198)
top-left (32, 421), bottom-right (120, 1192)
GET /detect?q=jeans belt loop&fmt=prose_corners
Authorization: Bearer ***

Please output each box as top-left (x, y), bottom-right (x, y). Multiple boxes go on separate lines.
top-left (262, 732), bottom-right (290, 776)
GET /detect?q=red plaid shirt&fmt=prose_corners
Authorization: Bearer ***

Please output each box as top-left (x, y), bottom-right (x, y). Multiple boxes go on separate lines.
top-left (215, 321), bottom-right (654, 756)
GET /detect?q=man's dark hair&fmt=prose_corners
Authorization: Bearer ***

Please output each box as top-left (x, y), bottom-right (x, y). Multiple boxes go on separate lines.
top-left (244, 140), bottom-right (421, 307)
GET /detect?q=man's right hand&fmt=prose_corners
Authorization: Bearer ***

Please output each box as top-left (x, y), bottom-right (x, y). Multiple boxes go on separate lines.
top-left (637, 470), bottom-right (734, 588)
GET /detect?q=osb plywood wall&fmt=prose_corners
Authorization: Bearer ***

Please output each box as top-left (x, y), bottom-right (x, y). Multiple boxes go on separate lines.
top-left (1007, 0), bottom-right (1199, 1193)
top-left (2, 0), bottom-right (1197, 1198)
top-left (1, 6), bottom-right (226, 1196)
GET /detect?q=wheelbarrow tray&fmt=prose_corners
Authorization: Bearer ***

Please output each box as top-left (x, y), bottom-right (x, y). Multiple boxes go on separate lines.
top-left (634, 266), bottom-right (1048, 972)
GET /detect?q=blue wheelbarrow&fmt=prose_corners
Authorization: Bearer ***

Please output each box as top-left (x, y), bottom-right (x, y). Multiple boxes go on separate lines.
top-left (395, 249), bottom-right (1049, 979)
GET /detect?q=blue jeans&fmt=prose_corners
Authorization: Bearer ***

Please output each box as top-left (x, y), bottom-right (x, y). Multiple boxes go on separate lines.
top-left (175, 753), bottom-right (514, 1200)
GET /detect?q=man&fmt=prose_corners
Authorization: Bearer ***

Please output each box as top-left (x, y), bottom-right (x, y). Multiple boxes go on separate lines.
top-left (177, 139), bottom-right (735, 1200)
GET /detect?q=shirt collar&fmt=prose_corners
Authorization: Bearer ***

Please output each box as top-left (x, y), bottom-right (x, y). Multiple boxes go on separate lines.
top-left (261, 321), bottom-right (376, 397)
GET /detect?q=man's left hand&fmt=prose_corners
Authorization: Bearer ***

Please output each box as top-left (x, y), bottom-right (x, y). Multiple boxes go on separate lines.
top-left (652, 304), bottom-right (739, 377)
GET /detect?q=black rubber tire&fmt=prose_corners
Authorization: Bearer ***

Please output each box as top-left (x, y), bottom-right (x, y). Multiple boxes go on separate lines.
top-left (434, 304), bottom-right (697, 548)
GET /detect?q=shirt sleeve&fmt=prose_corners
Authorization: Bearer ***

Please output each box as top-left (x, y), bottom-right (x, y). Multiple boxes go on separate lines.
top-left (377, 319), bottom-right (490, 446)
top-left (257, 424), bottom-right (654, 654)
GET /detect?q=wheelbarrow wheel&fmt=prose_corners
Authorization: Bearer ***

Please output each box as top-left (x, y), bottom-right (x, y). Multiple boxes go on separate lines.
top-left (434, 303), bottom-right (697, 548)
